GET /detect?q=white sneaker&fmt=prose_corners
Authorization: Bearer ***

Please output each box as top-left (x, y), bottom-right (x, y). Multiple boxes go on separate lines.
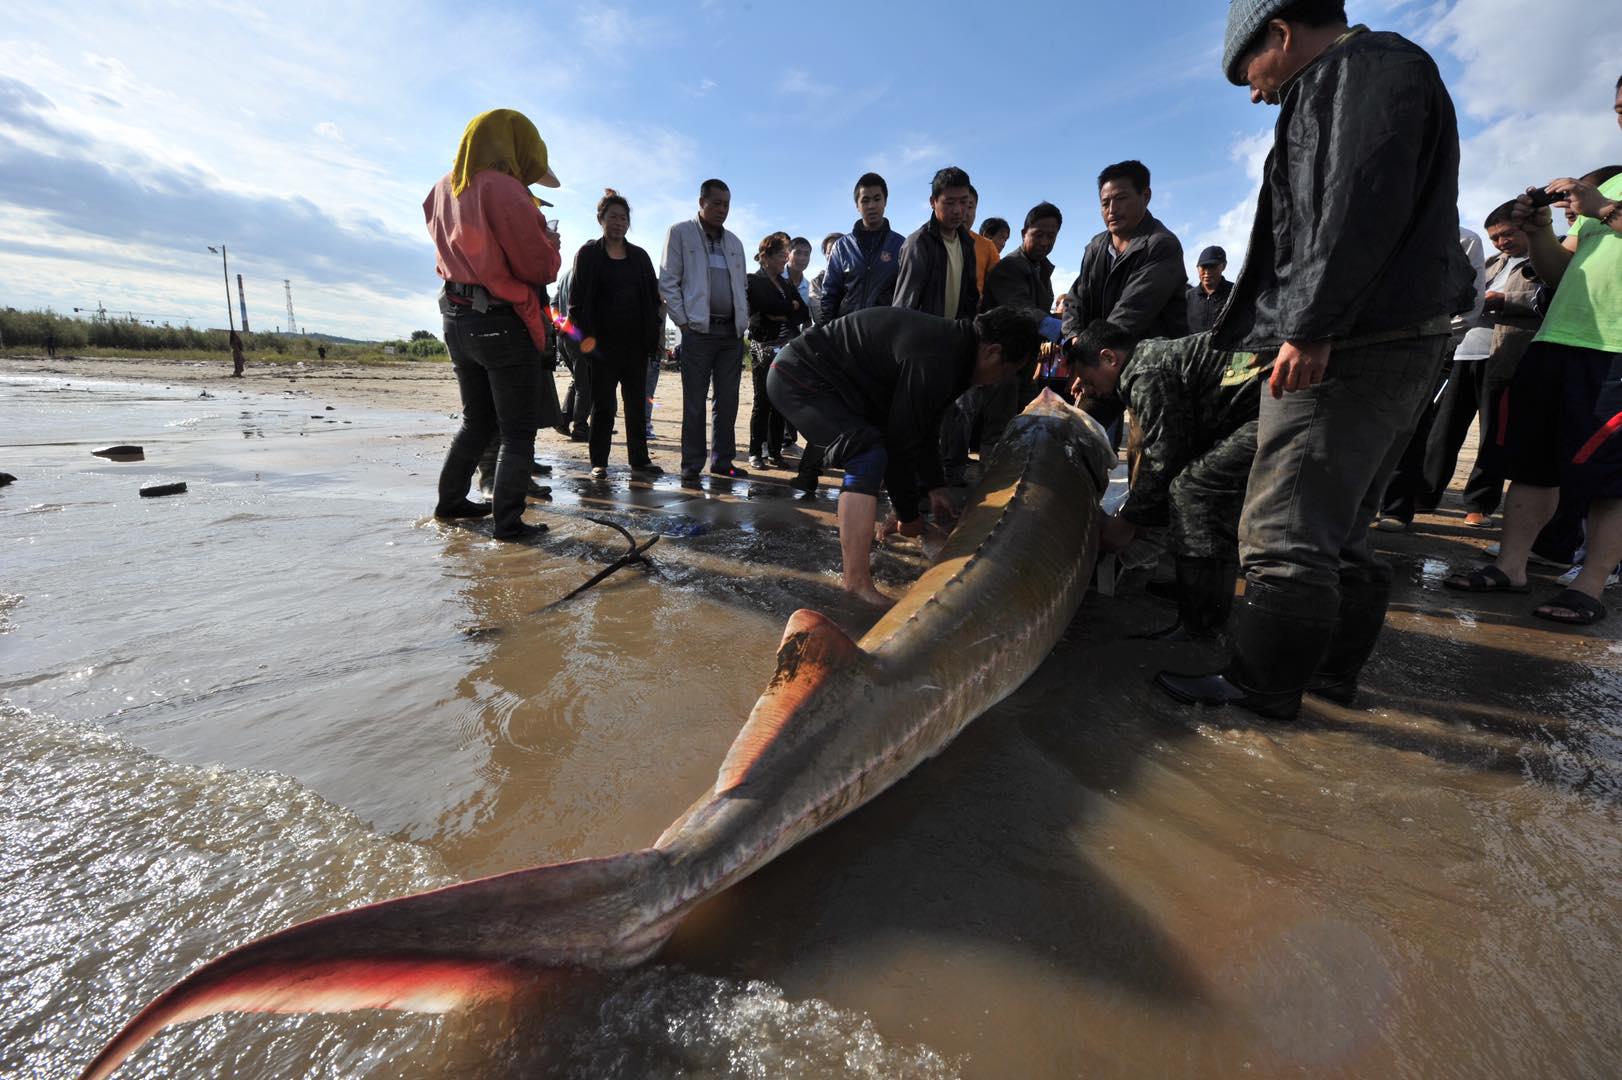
top-left (590, 466), bottom-right (608, 479)
top-left (1556, 564), bottom-right (1622, 588)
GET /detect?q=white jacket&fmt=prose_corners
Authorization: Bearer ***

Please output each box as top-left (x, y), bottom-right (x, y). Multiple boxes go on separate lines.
top-left (658, 217), bottom-right (749, 338)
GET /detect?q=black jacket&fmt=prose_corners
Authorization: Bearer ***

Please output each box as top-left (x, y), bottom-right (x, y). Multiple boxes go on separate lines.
top-left (1061, 213), bottom-right (1189, 344)
top-left (1212, 29), bottom-right (1473, 351)
top-left (567, 239), bottom-right (661, 360)
top-left (893, 217), bottom-right (979, 318)
top-left (1185, 279), bottom-right (1233, 335)
top-left (790, 307), bottom-right (977, 510)
top-left (981, 247), bottom-right (1055, 317)
top-left (746, 271), bottom-right (810, 345)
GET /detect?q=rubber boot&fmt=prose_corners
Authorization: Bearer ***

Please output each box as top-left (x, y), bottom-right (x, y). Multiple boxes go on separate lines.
top-left (1138, 558), bottom-right (1237, 641)
top-left (1305, 574), bottom-right (1391, 705)
top-left (489, 448), bottom-right (547, 541)
top-left (434, 437), bottom-right (486, 517)
top-left (1154, 580), bottom-right (1335, 721)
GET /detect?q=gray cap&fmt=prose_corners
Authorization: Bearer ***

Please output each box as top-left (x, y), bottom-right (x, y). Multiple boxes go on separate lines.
top-left (1222, 0), bottom-right (1290, 85)
top-left (1197, 245), bottom-right (1227, 266)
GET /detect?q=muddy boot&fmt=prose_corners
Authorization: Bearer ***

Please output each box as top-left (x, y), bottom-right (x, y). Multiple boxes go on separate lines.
top-left (1154, 580), bottom-right (1334, 721)
top-left (1137, 558), bottom-right (1237, 641)
top-left (1305, 574), bottom-right (1391, 705)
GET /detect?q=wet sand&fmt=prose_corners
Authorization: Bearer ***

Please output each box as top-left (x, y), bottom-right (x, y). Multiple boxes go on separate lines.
top-left (3, 356), bottom-right (1619, 1079)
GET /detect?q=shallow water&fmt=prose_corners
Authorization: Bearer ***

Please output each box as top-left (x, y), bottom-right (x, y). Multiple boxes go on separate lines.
top-left (3, 374), bottom-right (1620, 1078)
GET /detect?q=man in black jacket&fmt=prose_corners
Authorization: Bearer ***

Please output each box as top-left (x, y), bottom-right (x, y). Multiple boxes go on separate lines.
top-left (767, 306), bottom-right (1041, 606)
top-left (1186, 246), bottom-right (1233, 334)
top-left (1157, 0), bottom-right (1473, 720)
top-left (1060, 160), bottom-right (1189, 346)
top-left (893, 167), bottom-right (978, 319)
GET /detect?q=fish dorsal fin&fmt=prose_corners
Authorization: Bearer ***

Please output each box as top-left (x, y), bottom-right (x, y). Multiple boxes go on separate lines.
top-left (716, 609), bottom-right (863, 794)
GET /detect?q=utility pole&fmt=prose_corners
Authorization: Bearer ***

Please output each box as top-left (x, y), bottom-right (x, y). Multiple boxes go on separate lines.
top-left (207, 245), bottom-right (234, 332)
top-left (284, 279), bottom-right (299, 335)
top-left (236, 274), bottom-right (250, 332)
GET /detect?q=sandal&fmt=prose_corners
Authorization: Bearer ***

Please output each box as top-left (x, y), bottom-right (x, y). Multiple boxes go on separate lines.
top-left (1442, 565), bottom-right (1528, 594)
top-left (1532, 588), bottom-right (1607, 626)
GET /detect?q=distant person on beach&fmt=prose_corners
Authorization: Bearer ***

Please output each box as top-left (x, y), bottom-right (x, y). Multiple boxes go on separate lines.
top-left (45, 325), bottom-right (56, 358)
top-left (424, 107), bottom-right (562, 541)
top-left (229, 330), bottom-right (245, 377)
top-left (767, 306), bottom-right (1042, 606)
top-left (317, 345), bottom-right (327, 360)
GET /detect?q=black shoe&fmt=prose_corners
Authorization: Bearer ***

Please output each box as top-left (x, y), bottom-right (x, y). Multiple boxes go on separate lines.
top-left (767, 455), bottom-right (787, 470)
top-left (569, 428), bottom-right (589, 443)
top-left (492, 521), bottom-right (549, 542)
top-left (630, 462), bottom-right (664, 478)
top-left (1304, 574), bottom-right (1392, 705)
top-left (680, 471), bottom-right (703, 488)
top-left (531, 461), bottom-right (553, 477)
top-left (789, 473), bottom-right (817, 495)
top-left (528, 481), bottom-right (552, 499)
top-left (1153, 582), bottom-right (1335, 722)
top-left (434, 498), bottom-right (492, 520)
top-left (710, 464), bottom-right (749, 478)
top-left (748, 454), bottom-right (766, 469)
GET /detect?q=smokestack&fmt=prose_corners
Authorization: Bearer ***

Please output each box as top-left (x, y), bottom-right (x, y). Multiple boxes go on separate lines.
top-left (236, 274), bottom-right (250, 333)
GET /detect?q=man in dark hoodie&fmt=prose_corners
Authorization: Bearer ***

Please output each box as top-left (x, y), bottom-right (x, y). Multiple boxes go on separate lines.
top-left (820, 172), bottom-right (905, 322)
top-left (1156, 0), bottom-right (1473, 721)
top-left (893, 166), bottom-right (979, 319)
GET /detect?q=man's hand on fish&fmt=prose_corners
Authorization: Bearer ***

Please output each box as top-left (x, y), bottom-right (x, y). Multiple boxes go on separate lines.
top-left (1099, 513), bottom-right (1137, 553)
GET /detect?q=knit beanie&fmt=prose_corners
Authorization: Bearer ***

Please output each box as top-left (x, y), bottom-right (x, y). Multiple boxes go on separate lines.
top-left (1222, 0), bottom-right (1291, 85)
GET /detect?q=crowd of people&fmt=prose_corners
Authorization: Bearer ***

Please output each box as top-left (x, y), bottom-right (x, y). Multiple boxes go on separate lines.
top-left (421, 0), bottom-right (1622, 721)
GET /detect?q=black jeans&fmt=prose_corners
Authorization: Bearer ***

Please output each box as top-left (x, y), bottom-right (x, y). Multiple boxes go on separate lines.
top-left (437, 300), bottom-right (544, 537)
top-left (678, 326), bottom-right (745, 474)
top-left (1382, 355), bottom-right (1499, 519)
top-left (587, 352), bottom-right (651, 468)
top-left (749, 346), bottom-right (787, 458)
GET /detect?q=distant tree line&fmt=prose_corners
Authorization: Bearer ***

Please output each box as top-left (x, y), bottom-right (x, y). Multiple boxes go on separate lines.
top-left (0, 308), bottom-right (447, 359)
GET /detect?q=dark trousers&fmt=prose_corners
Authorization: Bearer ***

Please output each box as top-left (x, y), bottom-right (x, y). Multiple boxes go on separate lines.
top-left (749, 351), bottom-right (787, 458)
top-left (1240, 334), bottom-right (1449, 604)
top-left (1170, 421), bottom-right (1259, 563)
top-left (679, 327), bottom-right (745, 474)
top-left (587, 353), bottom-right (651, 468)
top-left (437, 301), bottom-right (545, 536)
top-left (1382, 357), bottom-right (1499, 519)
top-left (561, 348), bottom-right (593, 435)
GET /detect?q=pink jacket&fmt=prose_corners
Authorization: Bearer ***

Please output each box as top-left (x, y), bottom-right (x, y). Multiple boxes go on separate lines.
top-left (423, 170), bottom-right (560, 351)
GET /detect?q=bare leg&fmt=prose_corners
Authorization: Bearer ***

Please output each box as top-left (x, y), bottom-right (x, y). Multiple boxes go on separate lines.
top-left (837, 491), bottom-right (891, 606)
top-left (1564, 498), bottom-right (1622, 601)
top-left (1491, 481), bottom-right (1559, 588)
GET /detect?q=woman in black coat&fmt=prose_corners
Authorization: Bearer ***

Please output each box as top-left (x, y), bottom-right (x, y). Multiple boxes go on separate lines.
top-left (746, 232), bottom-right (810, 468)
top-left (567, 189), bottom-right (664, 478)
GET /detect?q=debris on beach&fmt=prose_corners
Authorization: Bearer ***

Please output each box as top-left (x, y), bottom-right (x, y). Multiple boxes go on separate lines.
top-left (92, 445), bottom-right (144, 461)
top-left (138, 482), bottom-right (187, 498)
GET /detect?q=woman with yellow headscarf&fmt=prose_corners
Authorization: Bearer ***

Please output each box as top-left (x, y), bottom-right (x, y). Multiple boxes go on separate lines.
top-left (424, 108), bottom-right (562, 542)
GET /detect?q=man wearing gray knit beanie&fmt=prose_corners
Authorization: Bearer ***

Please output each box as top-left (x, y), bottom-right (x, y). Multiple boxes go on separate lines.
top-left (1156, 0), bottom-right (1473, 720)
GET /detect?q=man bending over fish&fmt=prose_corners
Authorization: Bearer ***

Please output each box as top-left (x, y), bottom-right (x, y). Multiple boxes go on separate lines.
top-left (769, 305), bottom-right (1044, 605)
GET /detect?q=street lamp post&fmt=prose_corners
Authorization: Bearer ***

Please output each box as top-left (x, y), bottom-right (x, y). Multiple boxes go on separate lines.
top-left (206, 245), bottom-right (235, 333)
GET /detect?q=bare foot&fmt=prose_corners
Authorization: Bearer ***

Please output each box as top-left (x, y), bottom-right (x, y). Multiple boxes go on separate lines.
top-left (844, 582), bottom-right (894, 608)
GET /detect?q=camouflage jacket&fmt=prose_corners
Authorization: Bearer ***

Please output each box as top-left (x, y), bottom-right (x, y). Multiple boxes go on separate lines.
top-left (1117, 334), bottom-right (1262, 527)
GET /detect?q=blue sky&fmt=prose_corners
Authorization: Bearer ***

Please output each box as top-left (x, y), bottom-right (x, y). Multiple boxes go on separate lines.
top-left (1, 0), bottom-right (1618, 340)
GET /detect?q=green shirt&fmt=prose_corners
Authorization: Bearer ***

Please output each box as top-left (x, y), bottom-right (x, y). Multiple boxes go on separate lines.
top-left (1535, 173), bottom-right (1622, 352)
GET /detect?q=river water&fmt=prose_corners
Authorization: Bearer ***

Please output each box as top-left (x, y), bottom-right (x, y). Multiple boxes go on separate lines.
top-left (3, 373), bottom-right (1620, 1079)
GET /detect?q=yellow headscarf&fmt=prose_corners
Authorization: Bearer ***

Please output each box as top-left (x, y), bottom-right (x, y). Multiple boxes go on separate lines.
top-left (450, 109), bottom-right (559, 197)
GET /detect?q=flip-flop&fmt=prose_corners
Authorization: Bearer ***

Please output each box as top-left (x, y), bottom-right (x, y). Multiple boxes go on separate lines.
top-left (1442, 565), bottom-right (1529, 593)
top-left (1532, 588), bottom-right (1607, 626)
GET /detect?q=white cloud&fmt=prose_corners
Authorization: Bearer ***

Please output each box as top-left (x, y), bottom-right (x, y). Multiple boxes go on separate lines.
top-left (313, 121), bottom-right (344, 143)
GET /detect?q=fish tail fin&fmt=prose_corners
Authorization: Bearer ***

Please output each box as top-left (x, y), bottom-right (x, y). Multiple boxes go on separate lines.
top-left (79, 848), bottom-right (674, 1080)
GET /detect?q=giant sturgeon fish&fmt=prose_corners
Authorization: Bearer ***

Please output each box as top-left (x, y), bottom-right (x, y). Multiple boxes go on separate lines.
top-left (80, 389), bottom-right (1113, 1079)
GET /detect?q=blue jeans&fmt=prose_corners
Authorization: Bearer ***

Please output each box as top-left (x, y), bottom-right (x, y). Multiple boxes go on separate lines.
top-left (438, 300), bottom-right (544, 537)
top-left (678, 327), bottom-right (744, 474)
top-left (1239, 334), bottom-right (1449, 603)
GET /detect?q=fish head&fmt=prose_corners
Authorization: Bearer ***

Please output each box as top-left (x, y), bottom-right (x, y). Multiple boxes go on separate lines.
top-left (1019, 388), bottom-right (1116, 491)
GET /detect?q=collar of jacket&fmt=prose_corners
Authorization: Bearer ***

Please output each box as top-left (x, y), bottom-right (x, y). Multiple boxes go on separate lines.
top-left (1093, 212), bottom-right (1166, 264)
top-left (694, 215), bottom-right (730, 243)
top-left (922, 215), bottom-right (968, 246)
top-left (852, 218), bottom-right (891, 237)
top-left (1279, 23), bottom-right (1370, 99)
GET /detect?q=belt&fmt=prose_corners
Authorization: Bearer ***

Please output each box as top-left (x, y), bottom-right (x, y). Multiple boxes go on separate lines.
top-left (444, 281), bottom-right (509, 313)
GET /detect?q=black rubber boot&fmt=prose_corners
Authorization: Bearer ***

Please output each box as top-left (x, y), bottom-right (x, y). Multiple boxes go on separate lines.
top-left (1305, 574), bottom-right (1391, 704)
top-left (1154, 580), bottom-right (1335, 721)
top-left (1138, 558), bottom-right (1237, 641)
top-left (489, 449), bottom-right (546, 541)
